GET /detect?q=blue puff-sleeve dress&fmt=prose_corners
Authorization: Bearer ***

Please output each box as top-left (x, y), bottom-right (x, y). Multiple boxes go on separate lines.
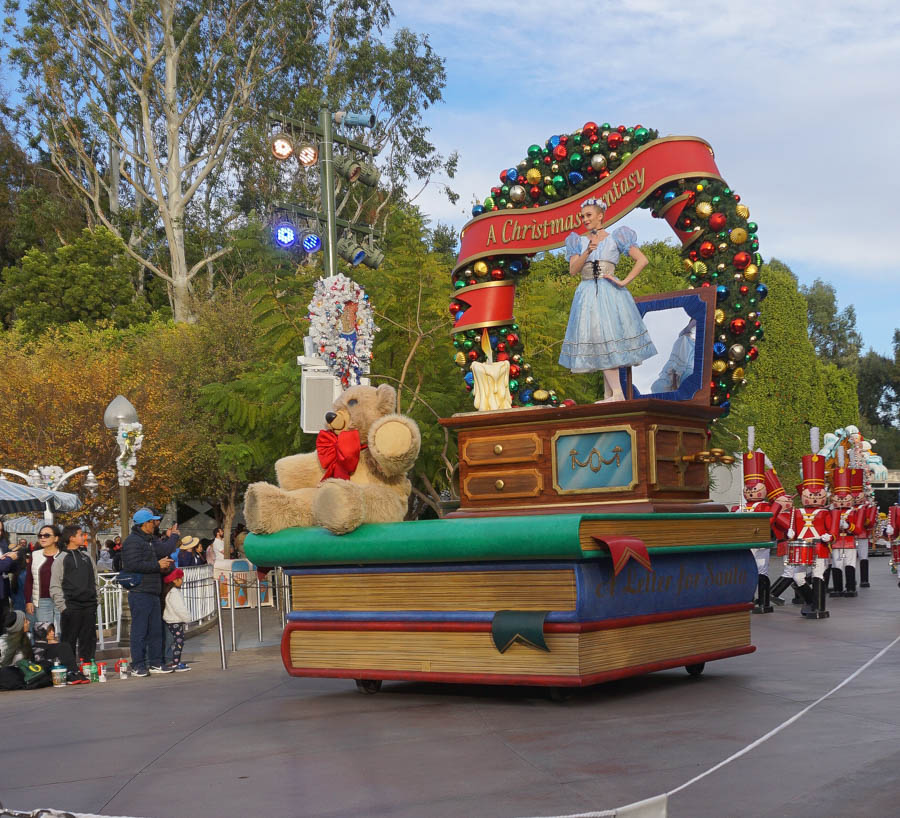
top-left (558, 227), bottom-right (657, 373)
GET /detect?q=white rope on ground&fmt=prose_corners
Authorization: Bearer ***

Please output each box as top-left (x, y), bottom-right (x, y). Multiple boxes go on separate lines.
top-left (0, 809), bottom-right (145, 818)
top-left (517, 631), bottom-right (900, 818)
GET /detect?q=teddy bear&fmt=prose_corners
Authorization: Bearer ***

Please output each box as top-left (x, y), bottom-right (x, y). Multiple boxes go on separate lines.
top-left (243, 383), bottom-right (421, 535)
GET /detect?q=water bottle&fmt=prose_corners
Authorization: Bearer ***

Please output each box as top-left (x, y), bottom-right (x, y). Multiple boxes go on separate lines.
top-left (88, 659), bottom-right (99, 682)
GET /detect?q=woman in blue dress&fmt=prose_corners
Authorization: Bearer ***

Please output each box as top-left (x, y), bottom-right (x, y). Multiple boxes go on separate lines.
top-left (559, 198), bottom-right (657, 402)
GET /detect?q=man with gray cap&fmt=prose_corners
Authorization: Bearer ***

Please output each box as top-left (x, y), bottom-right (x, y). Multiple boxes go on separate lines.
top-left (122, 508), bottom-right (175, 676)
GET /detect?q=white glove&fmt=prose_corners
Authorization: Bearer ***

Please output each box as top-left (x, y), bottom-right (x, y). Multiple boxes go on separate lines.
top-left (887, 525), bottom-right (895, 536)
top-left (786, 528), bottom-right (795, 540)
top-left (821, 533), bottom-right (832, 543)
top-left (840, 518), bottom-right (849, 531)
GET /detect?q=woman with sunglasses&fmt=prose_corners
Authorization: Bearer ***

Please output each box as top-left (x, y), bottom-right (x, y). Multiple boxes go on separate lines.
top-left (25, 524), bottom-right (62, 632)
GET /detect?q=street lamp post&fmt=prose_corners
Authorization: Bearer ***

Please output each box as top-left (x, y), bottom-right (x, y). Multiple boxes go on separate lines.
top-left (103, 395), bottom-right (141, 537)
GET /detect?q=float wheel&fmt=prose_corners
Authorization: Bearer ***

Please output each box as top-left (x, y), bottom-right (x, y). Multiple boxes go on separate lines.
top-left (685, 663), bottom-right (706, 677)
top-left (355, 679), bottom-right (382, 694)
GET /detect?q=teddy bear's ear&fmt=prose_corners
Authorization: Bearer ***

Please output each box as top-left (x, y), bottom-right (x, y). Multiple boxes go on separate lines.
top-left (375, 383), bottom-right (397, 413)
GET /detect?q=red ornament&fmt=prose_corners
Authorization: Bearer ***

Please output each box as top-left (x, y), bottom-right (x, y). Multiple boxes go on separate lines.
top-left (562, 398), bottom-right (577, 407)
top-left (491, 186), bottom-right (501, 197)
top-left (689, 250), bottom-right (699, 261)
top-left (682, 217), bottom-right (693, 228)
top-left (467, 278), bottom-right (477, 286)
top-left (448, 302), bottom-right (461, 316)
top-left (617, 125), bottom-right (626, 133)
top-left (709, 212), bottom-right (727, 231)
top-left (496, 352), bottom-right (509, 362)
top-left (491, 268), bottom-right (505, 281)
top-left (733, 194), bottom-right (741, 202)
top-left (729, 318), bottom-right (747, 335)
top-left (607, 132), bottom-right (623, 150)
top-left (748, 346), bottom-right (759, 360)
top-left (582, 121), bottom-right (598, 136)
top-left (699, 241), bottom-right (716, 259)
top-left (496, 342), bottom-right (507, 353)
top-left (733, 251), bottom-right (751, 270)
top-left (530, 185), bottom-right (540, 199)
top-left (509, 364), bottom-right (521, 378)
top-left (553, 144), bottom-right (567, 160)
top-left (559, 134), bottom-right (569, 144)
top-left (467, 350), bottom-right (478, 361)
top-left (543, 155), bottom-right (552, 165)
top-left (686, 191), bottom-right (696, 204)
top-left (499, 170), bottom-right (508, 184)
top-left (506, 332), bottom-right (520, 346)
top-left (700, 281), bottom-right (711, 287)
top-left (739, 285), bottom-right (749, 295)
top-left (589, 133), bottom-right (598, 144)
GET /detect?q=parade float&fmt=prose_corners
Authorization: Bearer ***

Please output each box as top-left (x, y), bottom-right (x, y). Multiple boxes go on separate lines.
top-left (245, 120), bottom-right (772, 693)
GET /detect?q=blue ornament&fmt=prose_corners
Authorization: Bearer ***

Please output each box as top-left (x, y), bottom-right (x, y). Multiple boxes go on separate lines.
top-left (547, 135), bottom-right (561, 149)
top-left (713, 341), bottom-right (727, 356)
top-left (507, 167), bottom-right (518, 183)
top-left (508, 260), bottom-right (523, 275)
top-left (568, 171), bottom-right (584, 185)
top-left (471, 204), bottom-right (485, 217)
top-left (755, 283), bottom-right (768, 301)
top-left (719, 400), bottom-right (731, 415)
top-left (519, 388), bottom-right (534, 403)
top-left (716, 285), bottom-right (729, 303)
top-left (464, 372), bottom-right (474, 386)
top-left (663, 190), bottom-right (676, 202)
top-left (489, 332), bottom-right (499, 347)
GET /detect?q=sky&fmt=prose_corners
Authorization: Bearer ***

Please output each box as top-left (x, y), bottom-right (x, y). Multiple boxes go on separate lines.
top-left (391, 0), bottom-right (900, 357)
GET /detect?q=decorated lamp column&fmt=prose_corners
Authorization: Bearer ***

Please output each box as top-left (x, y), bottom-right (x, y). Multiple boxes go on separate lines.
top-left (103, 395), bottom-right (140, 537)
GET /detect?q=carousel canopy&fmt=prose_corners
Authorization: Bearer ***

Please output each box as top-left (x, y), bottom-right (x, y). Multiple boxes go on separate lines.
top-left (0, 479), bottom-right (83, 515)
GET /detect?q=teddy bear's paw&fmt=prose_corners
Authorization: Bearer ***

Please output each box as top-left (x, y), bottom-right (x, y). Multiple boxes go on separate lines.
top-left (368, 415), bottom-right (421, 476)
top-left (313, 480), bottom-right (365, 535)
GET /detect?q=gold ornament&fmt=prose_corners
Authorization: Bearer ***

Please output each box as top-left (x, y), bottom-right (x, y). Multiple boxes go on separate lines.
top-left (743, 264), bottom-right (759, 282)
top-left (717, 263), bottom-right (726, 272)
top-left (732, 367), bottom-right (745, 380)
top-left (526, 168), bottom-right (542, 185)
top-left (692, 261), bottom-right (708, 276)
top-left (522, 363), bottom-right (532, 373)
top-left (622, 134), bottom-right (632, 145)
top-left (517, 160), bottom-right (528, 171)
top-left (683, 258), bottom-right (694, 272)
top-left (728, 360), bottom-right (737, 369)
top-left (715, 308), bottom-right (725, 325)
top-left (734, 273), bottom-right (743, 281)
top-left (454, 352), bottom-right (466, 366)
top-left (712, 359), bottom-right (727, 374)
top-left (601, 130), bottom-right (610, 140)
top-left (525, 376), bottom-right (535, 385)
top-left (718, 242), bottom-right (728, 252)
top-left (543, 175), bottom-right (552, 185)
top-left (608, 152), bottom-right (619, 163)
top-left (533, 389), bottom-right (550, 402)
top-left (505, 203), bottom-right (514, 209)
top-left (590, 154), bottom-right (607, 171)
top-left (730, 228), bottom-right (748, 244)
top-left (736, 204), bottom-right (750, 219)
top-left (695, 202), bottom-right (713, 218)
top-left (473, 260), bottom-right (488, 275)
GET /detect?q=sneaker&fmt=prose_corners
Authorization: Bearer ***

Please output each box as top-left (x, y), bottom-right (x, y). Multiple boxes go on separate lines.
top-left (132, 667), bottom-right (149, 677)
top-left (148, 664), bottom-right (174, 674)
top-left (173, 663), bottom-right (191, 672)
top-left (66, 670), bottom-right (90, 685)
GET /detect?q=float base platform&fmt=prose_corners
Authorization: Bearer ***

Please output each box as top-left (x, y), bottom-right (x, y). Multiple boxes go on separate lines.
top-left (244, 514), bottom-right (767, 692)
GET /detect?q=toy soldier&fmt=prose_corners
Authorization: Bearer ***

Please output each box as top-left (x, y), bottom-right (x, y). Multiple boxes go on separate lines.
top-left (829, 449), bottom-right (862, 598)
top-left (730, 428), bottom-right (779, 614)
top-left (889, 504), bottom-right (900, 587)
top-left (772, 428), bottom-right (836, 619)
top-left (849, 469), bottom-right (877, 589)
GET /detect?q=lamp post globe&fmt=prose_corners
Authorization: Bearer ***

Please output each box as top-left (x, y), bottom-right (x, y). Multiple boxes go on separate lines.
top-left (104, 395), bottom-right (139, 537)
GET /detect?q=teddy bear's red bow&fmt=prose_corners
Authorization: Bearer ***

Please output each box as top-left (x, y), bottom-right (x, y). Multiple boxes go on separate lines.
top-left (316, 429), bottom-right (366, 480)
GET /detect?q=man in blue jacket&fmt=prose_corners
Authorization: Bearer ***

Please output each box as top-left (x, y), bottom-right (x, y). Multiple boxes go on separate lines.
top-left (121, 508), bottom-right (175, 676)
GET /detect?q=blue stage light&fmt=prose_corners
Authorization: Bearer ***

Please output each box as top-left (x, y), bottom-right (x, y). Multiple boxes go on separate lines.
top-left (301, 231), bottom-right (322, 253)
top-left (274, 222), bottom-right (297, 248)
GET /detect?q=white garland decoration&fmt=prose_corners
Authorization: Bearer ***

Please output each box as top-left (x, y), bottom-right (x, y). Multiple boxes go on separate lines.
top-left (116, 422), bottom-right (143, 487)
top-left (307, 273), bottom-right (378, 387)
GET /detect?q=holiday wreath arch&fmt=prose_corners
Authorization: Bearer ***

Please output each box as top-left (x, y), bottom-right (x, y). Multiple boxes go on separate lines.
top-left (449, 121), bottom-right (766, 415)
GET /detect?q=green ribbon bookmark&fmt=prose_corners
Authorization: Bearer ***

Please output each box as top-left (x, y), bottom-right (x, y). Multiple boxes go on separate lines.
top-left (491, 610), bottom-right (551, 654)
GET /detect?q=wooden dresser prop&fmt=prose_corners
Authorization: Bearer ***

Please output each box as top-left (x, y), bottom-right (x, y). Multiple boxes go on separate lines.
top-left (441, 399), bottom-right (733, 516)
top-left (245, 511), bottom-right (768, 690)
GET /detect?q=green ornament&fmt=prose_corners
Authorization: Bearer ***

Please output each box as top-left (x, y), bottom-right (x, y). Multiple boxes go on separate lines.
top-left (498, 198), bottom-right (507, 207)
top-left (601, 122), bottom-right (611, 129)
top-left (466, 329), bottom-right (477, 338)
top-left (552, 174), bottom-right (565, 189)
top-left (452, 340), bottom-right (460, 348)
top-left (483, 196), bottom-right (494, 209)
top-left (453, 280), bottom-right (465, 289)
top-left (621, 152), bottom-right (631, 160)
top-left (634, 127), bottom-right (649, 144)
top-left (753, 252), bottom-right (763, 266)
top-left (732, 301), bottom-right (743, 312)
top-left (689, 274), bottom-right (698, 284)
top-left (572, 134), bottom-right (582, 145)
top-left (748, 297), bottom-right (757, 306)
top-left (511, 324), bottom-right (519, 331)
top-left (750, 240), bottom-right (759, 251)
top-left (501, 185), bottom-right (510, 196)
top-left (747, 222), bottom-right (758, 232)
top-left (463, 339), bottom-right (473, 350)
top-left (717, 231), bottom-right (727, 240)
top-left (497, 258), bottom-right (506, 267)
top-left (712, 196), bottom-right (721, 204)
top-left (509, 379), bottom-right (519, 393)
top-left (723, 188), bottom-right (731, 195)
top-left (527, 144), bottom-right (542, 159)
top-left (544, 184), bottom-right (557, 197)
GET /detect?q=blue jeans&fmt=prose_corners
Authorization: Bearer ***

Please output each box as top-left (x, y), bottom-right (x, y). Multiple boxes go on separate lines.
top-left (129, 591), bottom-right (162, 670)
top-left (31, 597), bottom-right (60, 634)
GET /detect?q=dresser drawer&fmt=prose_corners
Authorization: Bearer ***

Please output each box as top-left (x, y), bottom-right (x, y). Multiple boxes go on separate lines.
top-left (463, 469), bottom-right (543, 501)
top-left (461, 432), bottom-right (542, 466)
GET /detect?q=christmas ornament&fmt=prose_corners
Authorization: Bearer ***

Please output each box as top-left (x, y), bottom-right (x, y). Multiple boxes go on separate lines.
top-left (736, 204), bottom-right (750, 219)
top-left (699, 241), bottom-right (716, 259)
top-left (715, 308), bottom-right (725, 325)
top-left (730, 228), bottom-right (748, 244)
top-left (728, 343), bottom-right (746, 361)
top-left (709, 212), bottom-right (727, 231)
top-left (590, 154), bottom-right (607, 171)
top-left (473, 260), bottom-right (488, 275)
top-left (743, 264), bottom-right (759, 281)
top-left (526, 168), bottom-right (542, 185)
top-left (695, 202), bottom-right (713, 218)
top-left (712, 359), bottom-right (727, 374)
top-left (509, 185), bottom-right (526, 202)
top-left (733, 251), bottom-right (751, 270)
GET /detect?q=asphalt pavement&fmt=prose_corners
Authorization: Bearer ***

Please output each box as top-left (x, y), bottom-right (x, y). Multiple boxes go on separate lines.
top-left (2, 558), bottom-right (899, 818)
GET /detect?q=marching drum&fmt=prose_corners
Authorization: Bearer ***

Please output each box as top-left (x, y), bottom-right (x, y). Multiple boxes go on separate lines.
top-left (787, 541), bottom-right (816, 567)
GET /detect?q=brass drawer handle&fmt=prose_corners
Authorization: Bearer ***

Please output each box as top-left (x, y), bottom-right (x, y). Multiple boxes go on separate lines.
top-left (495, 479), bottom-right (505, 491)
top-left (493, 444), bottom-right (503, 455)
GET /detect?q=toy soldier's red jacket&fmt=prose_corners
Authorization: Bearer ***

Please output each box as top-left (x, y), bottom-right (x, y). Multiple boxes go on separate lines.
top-left (862, 503), bottom-right (878, 539)
top-left (775, 506), bottom-right (838, 558)
top-left (732, 500), bottom-right (779, 543)
top-left (889, 505), bottom-right (900, 540)
top-left (833, 506), bottom-right (865, 549)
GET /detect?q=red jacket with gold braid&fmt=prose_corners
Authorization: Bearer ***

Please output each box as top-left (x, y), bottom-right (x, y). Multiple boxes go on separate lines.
top-left (860, 502), bottom-right (878, 540)
top-left (833, 506), bottom-right (866, 550)
top-left (774, 506), bottom-right (838, 558)
top-left (889, 505), bottom-right (900, 541)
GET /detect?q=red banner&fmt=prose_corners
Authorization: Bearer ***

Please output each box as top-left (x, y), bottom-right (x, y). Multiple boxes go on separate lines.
top-left (452, 281), bottom-right (516, 334)
top-left (455, 136), bottom-right (722, 274)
